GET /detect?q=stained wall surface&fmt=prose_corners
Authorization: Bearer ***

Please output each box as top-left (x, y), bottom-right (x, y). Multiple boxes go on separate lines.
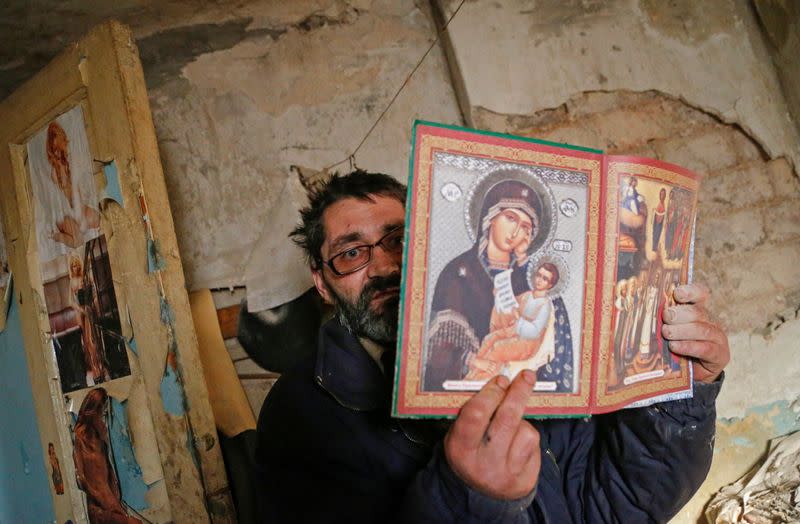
top-left (143, 0), bottom-right (463, 290)
top-left (433, 0), bottom-right (800, 521)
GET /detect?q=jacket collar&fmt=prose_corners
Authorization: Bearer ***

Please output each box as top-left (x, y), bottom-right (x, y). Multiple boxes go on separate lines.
top-left (314, 319), bottom-right (389, 411)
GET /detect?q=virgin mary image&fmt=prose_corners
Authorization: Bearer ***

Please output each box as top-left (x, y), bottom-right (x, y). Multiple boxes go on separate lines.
top-left (423, 173), bottom-right (574, 392)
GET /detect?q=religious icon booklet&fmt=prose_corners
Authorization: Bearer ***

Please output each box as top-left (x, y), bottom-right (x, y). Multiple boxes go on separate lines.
top-left (392, 120), bottom-right (700, 418)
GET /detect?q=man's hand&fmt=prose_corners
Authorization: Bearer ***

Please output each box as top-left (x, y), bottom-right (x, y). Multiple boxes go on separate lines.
top-left (444, 371), bottom-right (540, 500)
top-left (662, 283), bottom-right (729, 383)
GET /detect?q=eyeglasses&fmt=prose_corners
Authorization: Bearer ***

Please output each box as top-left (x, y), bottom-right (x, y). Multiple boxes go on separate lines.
top-left (322, 226), bottom-right (404, 276)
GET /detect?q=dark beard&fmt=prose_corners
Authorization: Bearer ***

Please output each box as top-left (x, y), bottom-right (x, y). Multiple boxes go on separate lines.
top-left (329, 274), bottom-right (401, 345)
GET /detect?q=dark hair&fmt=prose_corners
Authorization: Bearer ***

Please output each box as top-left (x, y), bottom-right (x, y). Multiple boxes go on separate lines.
top-left (538, 262), bottom-right (559, 288)
top-left (290, 169), bottom-right (406, 269)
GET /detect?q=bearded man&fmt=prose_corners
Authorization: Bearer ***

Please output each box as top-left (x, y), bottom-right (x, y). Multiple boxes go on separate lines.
top-left (254, 170), bottom-right (730, 523)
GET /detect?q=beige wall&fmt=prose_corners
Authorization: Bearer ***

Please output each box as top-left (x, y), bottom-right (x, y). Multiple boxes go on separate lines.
top-left (432, 1), bottom-right (800, 521)
top-left (141, 1), bottom-right (463, 290)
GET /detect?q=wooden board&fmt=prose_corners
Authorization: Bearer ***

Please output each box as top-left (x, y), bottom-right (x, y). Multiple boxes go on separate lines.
top-left (0, 21), bottom-right (234, 523)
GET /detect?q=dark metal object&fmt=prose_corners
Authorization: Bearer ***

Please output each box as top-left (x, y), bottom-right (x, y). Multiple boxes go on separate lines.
top-left (236, 288), bottom-right (325, 373)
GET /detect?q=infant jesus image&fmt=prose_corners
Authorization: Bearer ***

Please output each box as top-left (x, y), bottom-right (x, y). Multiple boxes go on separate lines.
top-left (467, 263), bottom-right (559, 381)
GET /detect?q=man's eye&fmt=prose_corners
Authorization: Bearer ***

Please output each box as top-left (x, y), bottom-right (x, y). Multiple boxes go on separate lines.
top-left (387, 234), bottom-right (404, 248)
top-left (341, 248), bottom-right (362, 260)
top-left (505, 213), bottom-right (518, 223)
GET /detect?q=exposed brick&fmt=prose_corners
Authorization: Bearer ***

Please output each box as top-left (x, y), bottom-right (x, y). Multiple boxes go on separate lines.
top-left (696, 207), bottom-right (766, 258)
top-left (473, 105), bottom-right (569, 136)
top-left (768, 157), bottom-right (800, 197)
top-left (763, 200), bottom-right (800, 243)
top-left (698, 163), bottom-right (774, 215)
top-left (760, 242), bottom-right (800, 289)
top-left (698, 241), bottom-right (800, 330)
top-left (533, 124), bottom-right (604, 152)
top-left (564, 90), bottom-right (654, 118)
top-left (706, 262), bottom-right (765, 299)
top-left (716, 289), bottom-right (788, 330)
top-left (623, 141), bottom-right (659, 159)
top-left (591, 108), bottom-right (674, 150)
top-left (668, 99), bottom-right (719, 130)
top-left (654, 129), bottom-right (738, 174)
top-left (518, 90), bottom-right (795, 336)
top-left (729, 130), bottom-right (765, 162)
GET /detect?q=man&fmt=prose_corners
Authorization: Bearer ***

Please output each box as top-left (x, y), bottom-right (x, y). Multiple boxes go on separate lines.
top-left (255, 170), bottom-right (729, 522)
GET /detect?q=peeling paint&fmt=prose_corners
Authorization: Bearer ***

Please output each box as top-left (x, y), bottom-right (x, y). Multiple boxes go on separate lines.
top-left (100, 160), bottom-right (125, 207)
top-left (128, 338), bottom-right (138, 356)
top-left (159, 350), bottom-right (187, 417)
top-left (137, 18), bottom-right (285, 90)
top-left (731, 436), bottom-right (754, 448)
top-left (720, 400), bottom-right (800, 438)
top-left (109, 399), bottom-right (149, 512)
top-left (159, 297), bottom-right (175, 325)
top-left (147, 238), bottom-right (166, 273)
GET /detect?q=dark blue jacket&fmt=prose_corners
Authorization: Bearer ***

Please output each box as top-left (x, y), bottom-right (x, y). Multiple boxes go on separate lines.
top-left (255, 319), bottom-right (720, 523)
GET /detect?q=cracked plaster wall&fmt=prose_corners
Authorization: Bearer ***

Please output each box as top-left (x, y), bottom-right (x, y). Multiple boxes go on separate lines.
top-left (436, 0), bottom-right (800, 170)
top-left (433, 1), bottom-right (800, 522)
top-left (0, 0), bottom-right (463, 290)
top-left (143, 0), bottom-right (462, 289)
top-left (753, 0), bottom-right (800, 137)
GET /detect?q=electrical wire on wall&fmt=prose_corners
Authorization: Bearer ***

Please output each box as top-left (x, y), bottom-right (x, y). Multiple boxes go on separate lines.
top-left (324, 0), bottom-right (467, 172)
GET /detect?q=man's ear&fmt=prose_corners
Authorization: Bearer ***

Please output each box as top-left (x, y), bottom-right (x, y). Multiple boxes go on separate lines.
top-left (311, 269), bottom-right (334, 305)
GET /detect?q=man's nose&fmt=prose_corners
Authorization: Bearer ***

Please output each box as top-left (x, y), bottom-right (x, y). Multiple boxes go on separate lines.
top-left (367, 243), bottom-right (401, 277)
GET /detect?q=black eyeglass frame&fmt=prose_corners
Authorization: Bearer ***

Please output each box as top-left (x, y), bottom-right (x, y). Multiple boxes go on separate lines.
top-left (321, 225), bottom-right (405, 276)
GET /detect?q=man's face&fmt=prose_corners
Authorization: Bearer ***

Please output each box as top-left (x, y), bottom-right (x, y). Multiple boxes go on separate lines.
top-left (489, 208), bottom-right (533, 254)
top-left (533, 267), bottom-right (555, 292)
top-left (312, 195), bottom-right (405, 345)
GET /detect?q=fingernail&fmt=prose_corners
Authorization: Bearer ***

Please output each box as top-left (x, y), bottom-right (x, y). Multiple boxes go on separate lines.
top-left (664, 308), bottom-right (676, 321)
top-left (496, 375), bottom-right (511, 389)
top-left (662, 326), bottom-right (671, 337)
top-left (521, 369), bottom-right (536, 385)
top-left (675, 287), bottom-right (687, 301)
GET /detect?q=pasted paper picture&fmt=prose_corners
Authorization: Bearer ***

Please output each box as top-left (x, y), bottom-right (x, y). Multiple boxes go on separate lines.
top-left (393, 121), bottom-right (699, 417)
top-left (27, 105), bottom-right (130, 393)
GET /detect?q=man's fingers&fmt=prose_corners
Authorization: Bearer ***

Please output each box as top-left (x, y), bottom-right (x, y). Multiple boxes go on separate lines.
top-left (507, 422), bottom-right (540, 475)
top-left (486, 370), bottom-right (536, 449)
top-left (663, 304), bottom-right (709, 325)
top-left (673, 283), bottom-right (710, 306)
top-left (661, 321), bottom-right (727, 346)
top-left (668, 339), bottom-right (729, 382)
top-left (450, 375), bottom-right (511, 450)
top-left (667, 339), bottom-right (717, 361)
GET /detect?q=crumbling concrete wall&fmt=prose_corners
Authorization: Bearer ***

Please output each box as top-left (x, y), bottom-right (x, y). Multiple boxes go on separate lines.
top-left (0, 0), bottom-right (462, 288)
top-left (140, 0), bottom-right (462, 289)
top-left (433, 0), bottom-right (800, 521)
top-left (753, 0), bottom-right (800, 137)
